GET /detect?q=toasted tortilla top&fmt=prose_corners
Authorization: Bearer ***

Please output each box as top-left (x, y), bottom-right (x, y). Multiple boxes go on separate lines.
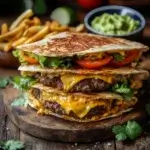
top-left (19, 65), bottom-right (149, 77)
top-left (17, 32), bottom-right (149, 57)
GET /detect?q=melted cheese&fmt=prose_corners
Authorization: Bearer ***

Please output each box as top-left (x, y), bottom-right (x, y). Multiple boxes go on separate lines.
top-left (29, 89), bottom-right (138, 120)
top-left (42, 91), bottom-right (110, 118)
top-left (61, 74), bottom-right (113, 91)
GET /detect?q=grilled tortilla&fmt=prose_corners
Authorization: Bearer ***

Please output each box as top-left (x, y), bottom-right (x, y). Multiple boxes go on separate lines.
top-left (28, 84), bottom-right (137, 122)
top-left (17, 32), bottom-right (148, 56)
top-left (19, 65), bottom-right (149, 94)
top-left (14, 32), bottom-right (149, 69)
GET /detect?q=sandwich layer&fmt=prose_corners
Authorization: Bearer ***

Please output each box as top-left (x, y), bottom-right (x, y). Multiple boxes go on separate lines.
top-left (14, 32), bottom-right (149, 69)
top-left (20, 65), bottom-right (149, 94)
top-left (28, 84), bottom-right (137, 122)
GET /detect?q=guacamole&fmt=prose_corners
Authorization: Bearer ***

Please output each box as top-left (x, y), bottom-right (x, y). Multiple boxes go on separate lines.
top-left (91, 13), bottom-right (140, 35)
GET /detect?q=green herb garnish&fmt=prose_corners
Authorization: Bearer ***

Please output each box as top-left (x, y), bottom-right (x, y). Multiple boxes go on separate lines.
top-left (0, 77), bottom-right (10, 88)
top-left (11, 76), bottom-right (36, 90)
top-left (113, 53), bottom-right (124, 61)
top-left (112, 121), bottom-right (142, 141)
top-left (112, 82), bottom-right (133, 100)
top-left (0, 140), bottom-right (24, 150)
top-left (11, 92), bottom-right (28, 107)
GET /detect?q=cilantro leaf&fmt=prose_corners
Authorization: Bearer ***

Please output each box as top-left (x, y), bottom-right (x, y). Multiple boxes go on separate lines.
top-left (11, 92), bottom-right (28, 107)
top-left (0, 77), bottom-right (10, 88)
top-left (3, 140), bottom-right (24, 150)
top-left (11, 76), bottom-right (36, 90)
top-left (113, 53), bottom-right (124, 61)
top-left (145, 103), bottom-right (150, 115)
top-left (112, 83), bottom-right (131, 94)
top-left (116, 132), bottom-right (127, 141)
top-left (112, 82), bottom-right (133, 100)
top-left (122, 91), bottom-right (134, 101)
top-left (112, 125), bottom-right (125, 134)
top-left (125, 121), bottom-right (142, 140)
top-left (112, 121), bottom-right (142, 141)
top-left (112, 125), bottom-right (127, 141)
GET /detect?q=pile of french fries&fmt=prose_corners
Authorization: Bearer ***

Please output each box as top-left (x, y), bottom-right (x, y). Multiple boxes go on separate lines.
top-left (0, 9), bottom-right (85, 52)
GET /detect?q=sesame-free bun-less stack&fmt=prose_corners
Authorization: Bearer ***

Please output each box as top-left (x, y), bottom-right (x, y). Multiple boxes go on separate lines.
top-left (14, 32), bottom-right (149, 122)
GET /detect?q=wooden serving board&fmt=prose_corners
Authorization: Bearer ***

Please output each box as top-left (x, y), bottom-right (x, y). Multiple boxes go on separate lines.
top-left (3, 86), bottom-right (147, 143)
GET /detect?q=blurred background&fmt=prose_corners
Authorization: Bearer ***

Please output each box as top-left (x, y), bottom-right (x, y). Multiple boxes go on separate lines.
top-left (0, 0), bottom-right (150, 68)
top-left (0, 0), bottom-right (149, 16)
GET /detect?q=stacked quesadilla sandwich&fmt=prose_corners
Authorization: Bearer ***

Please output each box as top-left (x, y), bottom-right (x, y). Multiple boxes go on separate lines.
top-left (13, 32), bottom-right (149, 122)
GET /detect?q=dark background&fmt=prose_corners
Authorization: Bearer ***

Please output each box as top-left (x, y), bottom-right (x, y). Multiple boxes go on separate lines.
top-left (0, 0), bottom-right (150, 18)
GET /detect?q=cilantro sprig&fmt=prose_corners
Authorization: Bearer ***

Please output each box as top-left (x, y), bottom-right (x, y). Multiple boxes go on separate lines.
top-left (112, 82), bottom-right (133, 100)
top-left (0, 77), bottom-right (10, 88)
top-left (11, 76), bottom-right (36, 90)
top-left (0, 140), bottom-right (24, 150)
top-left (11, 92), bottom-right (28, 107)
top-left (112, 121), bottom-right (142, 141)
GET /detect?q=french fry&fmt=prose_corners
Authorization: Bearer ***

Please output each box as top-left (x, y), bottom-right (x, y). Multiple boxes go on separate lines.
top-left (50, 24), bottom-right (68, 32)
top-left (10, 9), bottom-right (34, 30)
top-left (75, 24), bottom-right (84, 32)
top-left (0, 43), bottom-right (7, 51)
top-left (50, 21), bottom-right (60, 27)
top-left (32, 17), bottom-right (41, 25)
top-left (68, 27), bottom-right (76, 32)
top-left (10, 30), bottom-right (24, 42)
top-left (24, 26), bottom-right (49, 44)
top-left (44, 31), bottom-right (58, 39)
top-left (23, 25), bottom-right (43, 37)
top-left (0, 24), bottom-right (26, 41)
top-left (1, 23), bottom-right (8, 35)
top-left (12, 37), bottom-right (28, 47)
top-left (4, 42), bottom-right (12, 52)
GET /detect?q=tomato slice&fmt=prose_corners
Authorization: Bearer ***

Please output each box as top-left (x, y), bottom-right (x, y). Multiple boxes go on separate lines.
top-left (76, 57), bottom-right (112, 69)
top-left (23, 56), bottom-right (38, 64)
top-left (110, 51), bottom-right (139, 67)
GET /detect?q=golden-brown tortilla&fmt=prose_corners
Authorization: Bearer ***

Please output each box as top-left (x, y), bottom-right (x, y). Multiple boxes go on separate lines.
top-left (19, 65), bottom-right (149, 77)
top-left (17, 32), bottom-right (149, 57)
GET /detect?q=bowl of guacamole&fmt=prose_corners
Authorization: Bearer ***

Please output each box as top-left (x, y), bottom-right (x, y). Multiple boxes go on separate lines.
top-left (84, 5), bottom-right (145, 40)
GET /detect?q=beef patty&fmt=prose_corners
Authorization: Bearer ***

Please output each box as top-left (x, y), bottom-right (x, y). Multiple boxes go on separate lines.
top-left (44, 100), bottom-right (107, 119)
top-left (31, 88), bottom-right (107, 119)
top-left (36, 75), bottom-right (110, 92)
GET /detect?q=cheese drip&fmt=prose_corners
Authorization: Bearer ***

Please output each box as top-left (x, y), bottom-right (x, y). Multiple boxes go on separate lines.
top-left (61, 74), bottom-right (113, 91)
top-left (38, 91), bottom-right (137, 119)
top-left (42, 91), bottom-right (111, 118)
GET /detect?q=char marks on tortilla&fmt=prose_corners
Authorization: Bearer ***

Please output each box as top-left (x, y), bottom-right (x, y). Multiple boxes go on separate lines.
top-left (17, 32), bottom-right (149, 57)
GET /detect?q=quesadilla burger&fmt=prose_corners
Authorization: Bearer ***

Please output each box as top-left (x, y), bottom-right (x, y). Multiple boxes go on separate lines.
top-left (17, 65), bottom-right (149, 122)
top-left (13, 32), bottom-right (149, 122)
top-left (13, 32), bottom-right (149, 70)
top-left (28, 84), bottom-right (137, 122)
